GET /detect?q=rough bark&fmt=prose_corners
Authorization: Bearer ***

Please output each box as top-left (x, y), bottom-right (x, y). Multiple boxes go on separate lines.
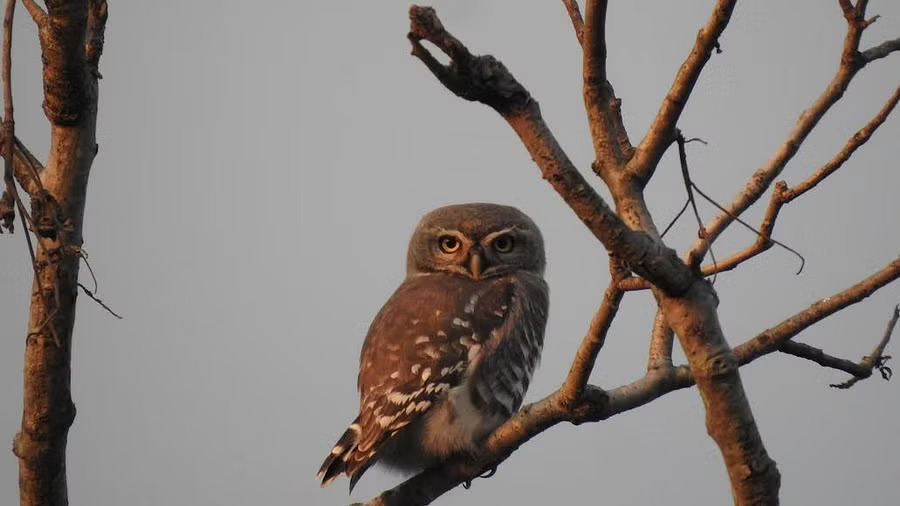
top-left (9, 2), bottom-right (107, 506)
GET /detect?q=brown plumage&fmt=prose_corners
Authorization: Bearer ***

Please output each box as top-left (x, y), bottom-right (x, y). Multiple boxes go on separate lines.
top-left (317, 203), bottom-right (549, 491)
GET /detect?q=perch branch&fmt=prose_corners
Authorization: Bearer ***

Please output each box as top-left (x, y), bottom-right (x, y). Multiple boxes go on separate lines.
top-left (626, 0), bottom-right (736, 185)
top-left (407, 5), bottom-right (694, 297)
top-left (363, 255), bottom-right (900, 505)
top-left (688, 1), bottom-right (898, 262)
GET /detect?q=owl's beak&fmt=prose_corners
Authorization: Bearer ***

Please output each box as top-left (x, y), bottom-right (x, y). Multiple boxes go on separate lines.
top-left (468, 251), bottom-right (483, 280)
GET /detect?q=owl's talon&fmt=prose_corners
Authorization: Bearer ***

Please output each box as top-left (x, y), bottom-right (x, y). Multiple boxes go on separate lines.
top-left (462, 479), bottom-right (473, 489)
top-left (480, 466), bottom-right (497, 479)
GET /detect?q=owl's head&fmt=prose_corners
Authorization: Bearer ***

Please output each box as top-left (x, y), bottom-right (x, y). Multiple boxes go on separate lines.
top-left (406, 203), bottom-right (546, 279)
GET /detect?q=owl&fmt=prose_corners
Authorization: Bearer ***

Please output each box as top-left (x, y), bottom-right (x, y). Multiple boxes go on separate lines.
top-left (316, 203), bottom-right (549, 491)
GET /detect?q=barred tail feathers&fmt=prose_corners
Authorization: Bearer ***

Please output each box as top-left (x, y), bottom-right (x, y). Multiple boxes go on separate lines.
top-left (316, 419), bottom-right (362, 487)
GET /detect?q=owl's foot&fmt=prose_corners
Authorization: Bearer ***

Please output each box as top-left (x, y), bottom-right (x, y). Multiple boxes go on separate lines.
top-left (461, 465), bottom-right (497, 489)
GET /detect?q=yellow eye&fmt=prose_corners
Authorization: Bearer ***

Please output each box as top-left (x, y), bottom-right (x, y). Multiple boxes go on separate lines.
top-left (493, 235), bottom-right (515, 253)
top-left (438, 235), bottom-right (461, 253)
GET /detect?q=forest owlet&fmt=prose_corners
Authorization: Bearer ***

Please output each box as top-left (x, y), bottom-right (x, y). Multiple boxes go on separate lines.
top-left (317, 203), bottom-right (549, 490)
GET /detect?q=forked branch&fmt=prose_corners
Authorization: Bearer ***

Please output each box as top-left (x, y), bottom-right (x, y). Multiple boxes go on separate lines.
top-left (407, 5), bottom-right (693, 297)
top-left (689, 1), bottom-right (900, 262)
top-left (626, 0), bottom-right (737, 185)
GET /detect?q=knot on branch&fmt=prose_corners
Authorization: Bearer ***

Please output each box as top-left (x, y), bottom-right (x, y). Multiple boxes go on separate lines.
top-left (569, 386), bottom-right (609, 424)
top-left (31, 191), bottom-right (65, 239)
top-left (408, 6), bottom-right (532, 115)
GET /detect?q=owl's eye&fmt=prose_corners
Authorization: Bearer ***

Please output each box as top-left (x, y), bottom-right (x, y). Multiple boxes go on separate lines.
top-left (438, 235), bottom-right (461, 253)
top-left (493, 235), bottom-right (515, 253)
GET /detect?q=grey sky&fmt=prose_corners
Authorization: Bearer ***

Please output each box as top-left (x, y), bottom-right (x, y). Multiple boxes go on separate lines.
top-left (1, 1), bottom-right (899, 505)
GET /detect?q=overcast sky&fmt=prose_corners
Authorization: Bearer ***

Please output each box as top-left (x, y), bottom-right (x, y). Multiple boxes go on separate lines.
top-left (1, 1), bottom-right (899, 505)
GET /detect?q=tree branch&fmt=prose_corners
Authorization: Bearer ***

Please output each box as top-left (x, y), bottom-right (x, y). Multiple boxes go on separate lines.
top-left (626, 0), bottom-right (736, 185)
top-left (581, 0), bottom-right (632, 178)
top-left (735, 257), bottom-right (900, 365)
top-left (861, 36), bottom-right (900, 63)
top-left (688, 2), bottom-right (892, 262)
top-left (407, 5), bottom-right (693, 297)
top-left (681, 84), bottom-right (900, 279)
top-left (362, 255), bottom-right (900, 505)
top-left (13, 2), bottom-right (107, 505)
top-left (559, 280), bottom-right (624, 403)
top-left (828, 304), bottom-right (897, 388)
top-left (20, 0), bottom-right (46, 26)
top-left (0, 133), bottom-right (45, 196)
top-left (561, 0), bottom-right (584, 48)
top-left (647, 309), bottom-right (674, 371)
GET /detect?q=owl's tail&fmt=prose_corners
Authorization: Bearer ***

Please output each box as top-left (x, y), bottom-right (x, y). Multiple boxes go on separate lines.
top-left (316, 417), bottom-right (366, 489)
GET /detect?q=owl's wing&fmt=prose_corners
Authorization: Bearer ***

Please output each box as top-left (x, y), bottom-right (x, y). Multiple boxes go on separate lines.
top-left (317, 274), bottom-right (479, 489)
top-left (468, 272), bottom-right (549, 418)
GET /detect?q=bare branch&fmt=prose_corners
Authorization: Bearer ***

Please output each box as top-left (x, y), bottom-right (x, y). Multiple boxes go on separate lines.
top-left (735, 257), bottom-right (900, 365)
top-left (407, 5), bottom-right (694, 296)
top-left (581, 0), bottom-right (632, 177)
top-left (20, 0), bottom-right (46, 26)
top-left (684, 85), bottom-right (900, 278)
top-left (0, 0), bottom-right (14, 234)
top-left (829, 304), bottom-right (897, 388)
top-left (783, 85), bottom-right (900, 202)
top-left (780, 340), bottom-right (871, 378)
top-left (362, 368), bottom-right (692, 506)
top-left (364, 256), bottom-right (900, 505)
top-left (559, 281), bottom-right (624, 403)
top-left (0, 134), bottom-right (45, 196)
top-left (647, 309), bottom-right (674, 371)
top-left (561, 0), bottom-right (584, 48)
top-left (77, 282), bottom-right (122, 319)
top-left (627, 0), bottom-right (737, 185)
top-left (861, 37), bottom-right (900, 63)
top-left (688, 6), bottom-right (889, 262)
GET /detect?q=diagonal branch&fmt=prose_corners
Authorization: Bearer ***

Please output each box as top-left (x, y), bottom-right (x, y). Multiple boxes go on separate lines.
top-left (827, 304), bottom-right (896, 389)
top-left (0, 133), bottom-right (45, 196)
top-left (407, 5), bottom-right (693, 297)
top-left (362, 256), bottom-right (900, 505)
top-left (779, 340), bottom-right (872, 378)
top-left (559, 280), bottom-right (624, 403)
top-left (735, 257), bottom-right (900, 365)
top-left (778, 300), bottom-right (896, 390)
top-left (627, 0), bottom-right (737, 185)
top-left (861, 37), bottom-right (900, 63)
top-left (688, 2), bottom-right (896, 262)
top-left (561, 0), bottom-right (584, 48)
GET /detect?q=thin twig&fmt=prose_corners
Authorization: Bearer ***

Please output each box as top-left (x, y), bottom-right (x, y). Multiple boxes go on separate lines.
top-left (828, 304), bottom-right (897, 389)
top-left (77, 283), bottom-right (122, 319)
top-left (688, 3), bottom-right (891, 262)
